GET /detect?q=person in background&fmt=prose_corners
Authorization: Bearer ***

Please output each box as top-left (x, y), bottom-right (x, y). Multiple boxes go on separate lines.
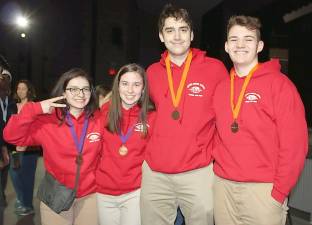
top-left (140, 4), bottom-right (228, 225)
top-left (0, 55), bottom-right (16, 207)
top-left (96, 63), bottom-right (155, 225)
top-left (95, 84), bottom-right (111, 108)
top-left (9, 79), bottom-right (39, 216)
top-left (212, 15), bottom-right (308, 225)
top-left (4, 68), bottom-right (103, 225)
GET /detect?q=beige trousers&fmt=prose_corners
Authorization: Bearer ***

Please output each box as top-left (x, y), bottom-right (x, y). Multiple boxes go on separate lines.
top-left (97, 189), bottom-right (141, 225)
top-left (140, 161), bottom-right (214, 225)
top-left (213, 175), bottom-right (288, 225)
top-left (40, 193), bottom-right (98, 225)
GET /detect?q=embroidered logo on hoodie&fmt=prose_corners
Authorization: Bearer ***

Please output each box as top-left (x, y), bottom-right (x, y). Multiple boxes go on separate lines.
top-left (87, 132), bottom-right (101, 142)
top-left (187, 82), bottom-right (205, 97)
top-left (134, 123), bottom-right (150, 132)
top-left (245, 92), bottom-right (261, 103)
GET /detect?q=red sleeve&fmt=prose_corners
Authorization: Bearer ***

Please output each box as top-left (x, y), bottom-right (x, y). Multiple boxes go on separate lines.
top-left (271, 77), bottom-right (308, 203)
top-left (3, 102), bottom-right (44, 146)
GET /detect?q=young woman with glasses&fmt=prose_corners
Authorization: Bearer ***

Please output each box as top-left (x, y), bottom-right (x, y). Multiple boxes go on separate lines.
top-left (4, 68), bottom-right (103, 225)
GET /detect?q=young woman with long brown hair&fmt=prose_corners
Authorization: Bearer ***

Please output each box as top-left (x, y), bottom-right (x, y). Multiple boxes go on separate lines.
top-left (4, 68), bottom-right (103, 225)
top-left (96, 63), bottom-right (155, 225)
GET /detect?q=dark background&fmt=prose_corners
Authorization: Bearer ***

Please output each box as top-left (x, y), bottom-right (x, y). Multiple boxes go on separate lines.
top-left (0, 0), bottom-right (311, 125)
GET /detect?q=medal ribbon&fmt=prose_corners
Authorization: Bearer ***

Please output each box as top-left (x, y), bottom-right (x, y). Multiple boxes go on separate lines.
top-left (66, 112), bottom-right (89, 154)
top-left (0, 96), bottom-right (8, 122)
top-left (119, 125), bottom-right (135, 144)
top-left (165, 50), bottom-right (192, 109)
top-left (230, 64), bottom-right (259, 121)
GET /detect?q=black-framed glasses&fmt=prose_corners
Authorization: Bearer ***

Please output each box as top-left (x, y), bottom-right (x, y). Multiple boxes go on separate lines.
top-left (65, 87), bottom-right (91, 96)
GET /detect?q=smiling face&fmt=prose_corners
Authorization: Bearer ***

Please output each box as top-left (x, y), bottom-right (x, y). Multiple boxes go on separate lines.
top-left (64, 76), bottom-right (91, 114)
top-left (118, 71), bottom-right (144, 110)
top-left (225, 25), bottom-right (264, 68)
top-left (159, 17), bottom-right (193, 61)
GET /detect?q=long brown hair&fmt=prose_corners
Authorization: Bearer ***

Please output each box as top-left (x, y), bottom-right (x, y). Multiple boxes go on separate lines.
top-left (13, 79), bottom-right (36, 102)
top-left (51, 68), bottom-right (97, 123)
top-left (107, 63), bottom-right (154, 136)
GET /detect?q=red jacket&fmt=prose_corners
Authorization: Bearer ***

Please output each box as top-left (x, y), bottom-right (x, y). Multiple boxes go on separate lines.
top-left (145, 48), bottom-right (228, 173)
top-left (4, 102), bottom-right (104, 197)
top-left (213, 59), bottom-right (308, 203)
top-left (96, 103), bottom-right (155, 195)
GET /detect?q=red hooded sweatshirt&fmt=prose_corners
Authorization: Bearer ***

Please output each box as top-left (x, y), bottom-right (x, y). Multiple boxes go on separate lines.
top-left (213, 59), bottom-right (308, 203)
top-left (4, 102), bottom-right (104, 197)
top-left (96, 103), bottom-right (155, 195)
top-left (145, 48), bottom-right (228, 173)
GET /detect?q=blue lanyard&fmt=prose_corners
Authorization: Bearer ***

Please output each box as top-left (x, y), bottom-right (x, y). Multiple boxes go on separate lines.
top-left (66, 112), bottom-right (89, 154)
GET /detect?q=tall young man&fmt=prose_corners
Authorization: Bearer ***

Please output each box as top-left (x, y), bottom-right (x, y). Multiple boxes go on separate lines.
top-left (213, 15), bottom-right (308, 225)
top-left (140, 4), bottom-right (228, 225)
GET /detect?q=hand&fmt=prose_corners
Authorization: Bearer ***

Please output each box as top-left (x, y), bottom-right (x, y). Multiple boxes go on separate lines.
top-left (40, 96), bottom-right (67, 114)
top-left (16, 146), bottom-right (27, 152)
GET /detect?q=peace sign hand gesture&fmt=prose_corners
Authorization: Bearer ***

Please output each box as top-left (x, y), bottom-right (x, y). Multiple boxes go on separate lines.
top-left (40, 96), bottom-right (67, 114)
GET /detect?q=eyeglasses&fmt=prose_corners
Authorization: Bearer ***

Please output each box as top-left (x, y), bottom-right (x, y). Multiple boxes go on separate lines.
top-left (65, 87), bottom-right (91, 96)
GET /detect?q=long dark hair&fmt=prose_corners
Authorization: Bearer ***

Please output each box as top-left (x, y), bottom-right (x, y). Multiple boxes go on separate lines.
top-left (13, 79), bottom-right (36, 102)
top-left (51, 68), bottom-right (97, 123)
top-left (108, 63), bottom-right (154, 136)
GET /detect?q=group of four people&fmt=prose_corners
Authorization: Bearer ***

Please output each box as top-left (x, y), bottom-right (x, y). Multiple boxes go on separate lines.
top-left (2, 3), bottom-right (308, 225)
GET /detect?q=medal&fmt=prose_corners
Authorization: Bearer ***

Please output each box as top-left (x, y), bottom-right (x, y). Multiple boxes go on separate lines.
top-left (76, 154), bottom-right (83, 165)
top-left (66, 112), bottom-right (89, 165)
top-left (118, 125), bottom-right (134, 156)
top-left (118, 145), bottom-right (128, 156)
top-left (165, 50), bottom-right (192, 120)
top-left (231, 121), bottom-right (239, 133)
top-left (171, 110), bottom-right (180, 120)
top-left (230, 64), bottom-right (259, 133)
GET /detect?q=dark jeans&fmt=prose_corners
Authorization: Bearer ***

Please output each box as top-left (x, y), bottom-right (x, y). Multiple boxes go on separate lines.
top-left (9, 151), bottom-right (38, 208)
top-left (175, 207), bottom-right (185, 225)
top-left (0, 165), bottom-right (8, 206)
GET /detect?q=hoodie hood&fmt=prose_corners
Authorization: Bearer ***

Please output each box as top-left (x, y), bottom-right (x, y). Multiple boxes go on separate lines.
top-left (253, 59), bottom-right (281, 78)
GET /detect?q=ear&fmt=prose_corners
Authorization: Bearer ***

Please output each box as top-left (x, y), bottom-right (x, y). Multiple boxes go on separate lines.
top-left (225, 41), bottom-right (229, 53)
top-left (257, 40), bottom-right (264, 53)
top-left (191, 31), bottom-right (194, 41)
top-left (159, 32), bottom-right (164, 43)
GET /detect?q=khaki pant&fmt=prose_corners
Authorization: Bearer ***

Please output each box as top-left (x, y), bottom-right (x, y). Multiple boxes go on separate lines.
top-left (40, 193), bottom-right (98, 225)
top-left (213, 175), bottom-right (288, 225)
top-left (97, 189), bottom-right (141, 225)
top-left (140, 161), bottom-right (214, 225)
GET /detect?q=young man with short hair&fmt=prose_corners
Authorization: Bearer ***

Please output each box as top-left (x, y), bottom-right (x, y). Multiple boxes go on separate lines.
top-left (140, 4), bottom-right (228, 225)
top-left (212, 15), bottom-right (308, 225)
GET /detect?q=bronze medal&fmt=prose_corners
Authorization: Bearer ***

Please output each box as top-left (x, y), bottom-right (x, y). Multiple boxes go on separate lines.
top-left (119, 145), bottom-right (128, 156)
top-left (171, 110), bottom-right (180, 120)
top-left (76, 154), bottom-right (83, 165)
top-left (231, 121), bottom-right (239, 133)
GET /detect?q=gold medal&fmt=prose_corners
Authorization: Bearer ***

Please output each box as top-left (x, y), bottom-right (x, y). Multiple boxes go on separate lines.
top-left (119, 145), bottom-right (128, 156)
top-left (171, 110), bottom-right (180, 120)
top-left (76, 154), bottom-right (83, 165)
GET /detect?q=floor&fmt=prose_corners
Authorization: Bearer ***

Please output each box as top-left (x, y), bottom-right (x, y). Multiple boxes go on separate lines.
top-left (0, 157), bottom-right (311, 225)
